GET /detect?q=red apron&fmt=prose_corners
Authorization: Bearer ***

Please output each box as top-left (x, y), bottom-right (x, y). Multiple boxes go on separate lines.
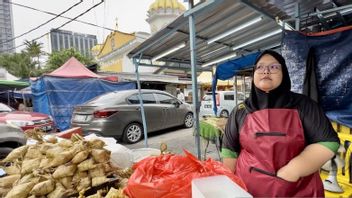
top-left (236, 109), bottom-right (324, 197)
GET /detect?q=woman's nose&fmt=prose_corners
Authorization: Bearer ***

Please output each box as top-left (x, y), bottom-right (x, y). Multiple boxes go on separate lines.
top-left (263, 67), bottom-right (270, 74)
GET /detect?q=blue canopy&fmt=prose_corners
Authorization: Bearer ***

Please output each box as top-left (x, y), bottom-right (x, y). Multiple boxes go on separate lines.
top-left (211, 52), bottom-right (259, 114)
top-left (31, 76), bottom-right (135, 131)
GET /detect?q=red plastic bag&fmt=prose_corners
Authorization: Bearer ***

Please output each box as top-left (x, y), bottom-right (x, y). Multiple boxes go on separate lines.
top-left (124, 150), bottom-right (246, 198)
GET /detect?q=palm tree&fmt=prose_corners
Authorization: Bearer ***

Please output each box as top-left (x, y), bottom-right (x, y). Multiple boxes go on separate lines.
top-left (24, 40), bottom-right (43, 69)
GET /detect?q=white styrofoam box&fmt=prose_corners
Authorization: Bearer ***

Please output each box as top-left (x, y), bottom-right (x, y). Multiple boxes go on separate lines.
top-left (104, 144), bottom-right (134, 169)
top-left (192, 175), bottom-right (252, 198)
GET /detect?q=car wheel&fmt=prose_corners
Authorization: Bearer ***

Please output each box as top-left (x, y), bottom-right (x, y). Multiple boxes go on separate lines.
top-left (0, 147), bottom-right (14, 159)
top-left (123, 123), bottom-right (143, 144)
top-left (184, 113), bottom-right (194, 128)
top-left (220, 110), bottom-right (229, 118)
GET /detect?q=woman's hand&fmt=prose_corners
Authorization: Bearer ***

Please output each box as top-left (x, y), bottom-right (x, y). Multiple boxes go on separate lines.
top-left (276, 165), bottom-right (300, 182)
top-left (277, 144), bottom-right (335, 182)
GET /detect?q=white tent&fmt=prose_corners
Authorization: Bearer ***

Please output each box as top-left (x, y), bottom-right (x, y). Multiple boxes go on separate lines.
top-left (0, 68), bottom-right (19, 81)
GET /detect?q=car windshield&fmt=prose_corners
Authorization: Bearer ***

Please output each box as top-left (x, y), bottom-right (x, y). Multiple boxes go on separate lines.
top-left (0, 103), bottom-right (13, 112)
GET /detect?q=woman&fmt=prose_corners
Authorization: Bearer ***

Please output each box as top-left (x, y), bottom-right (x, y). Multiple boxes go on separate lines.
top-left (221, 50), bottom-right (339, 197)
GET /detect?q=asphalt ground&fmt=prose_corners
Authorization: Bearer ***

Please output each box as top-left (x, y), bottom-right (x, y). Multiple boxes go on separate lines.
top-left (122, 126), bottom-right (222, 161)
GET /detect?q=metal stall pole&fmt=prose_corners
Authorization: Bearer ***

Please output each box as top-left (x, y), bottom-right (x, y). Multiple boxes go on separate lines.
top-left (234, 76), bottom-right (238, 105)
top-left (243, 75), bottom-right (247, 98)
top-left (295, 2), bottom-right (300, 31)
top-left (133, 54), bottom-right (149, 148)
top-left (242, 75), bottom-right (245, 98)
top-left (7, 90), bottom-right (10, 106)
top-left (188, 1), bottom-right (201, 160)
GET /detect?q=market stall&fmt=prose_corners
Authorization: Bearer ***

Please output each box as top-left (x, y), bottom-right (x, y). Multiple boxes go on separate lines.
top-left (31, 57), bottom-right (135, 131)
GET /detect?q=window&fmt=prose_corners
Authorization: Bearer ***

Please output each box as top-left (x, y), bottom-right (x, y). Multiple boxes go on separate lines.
top-left (156, 94), bottom-right (175, 104)
top-left (86, 92), bottom-right (119, 106)
top-left (65, 34), bottom-right (69, 48)
top-left (128, 94), bottom-right (156, 104)
top-left (224, 94), bottom-right (234, 100)
top-left (202, 94), bottom-right (215, 101)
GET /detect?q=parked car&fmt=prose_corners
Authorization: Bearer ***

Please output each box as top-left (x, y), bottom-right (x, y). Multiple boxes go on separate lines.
top-left (71, 89), bottom-right (194, 143)
top-left (0, 123), bottom-right (26, 159)
top-left (200, 91), bottom-right (245, 118)
top-left (0, 103), bottom-right (56, 132)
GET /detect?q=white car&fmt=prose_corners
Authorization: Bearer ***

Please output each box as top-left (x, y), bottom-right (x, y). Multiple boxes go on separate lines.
top-left (200, 91), bottom-right (245, 117)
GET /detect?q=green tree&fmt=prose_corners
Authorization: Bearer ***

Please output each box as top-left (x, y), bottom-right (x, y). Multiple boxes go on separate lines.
top-left (24, 40), bottom-right (43, 69)
top-left (0, 53), bottom-right (36, 78)
top-left (46, 48), bottom-right (95, 72)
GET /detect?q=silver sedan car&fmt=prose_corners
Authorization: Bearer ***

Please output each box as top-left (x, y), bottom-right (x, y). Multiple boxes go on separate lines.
top-left (71, 89), bottom-right (194, 143)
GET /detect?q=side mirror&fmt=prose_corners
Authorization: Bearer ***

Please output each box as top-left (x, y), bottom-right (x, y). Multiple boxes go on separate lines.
top-left (172, 100), bottom-right (180, 108)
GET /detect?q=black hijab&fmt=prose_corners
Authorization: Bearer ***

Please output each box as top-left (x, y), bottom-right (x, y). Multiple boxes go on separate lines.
top-left (245, 50), bottom-right (292, 111)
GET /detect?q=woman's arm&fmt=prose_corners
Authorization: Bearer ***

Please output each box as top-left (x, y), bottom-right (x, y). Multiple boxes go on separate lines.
top-left (223, 158), bottom-right (237, 173)
top-left (277, 143), bottom-right (334, 182)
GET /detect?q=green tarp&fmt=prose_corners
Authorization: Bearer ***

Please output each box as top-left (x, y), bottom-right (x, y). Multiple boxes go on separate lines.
top-left (0, 80), bottom-right (29, 90)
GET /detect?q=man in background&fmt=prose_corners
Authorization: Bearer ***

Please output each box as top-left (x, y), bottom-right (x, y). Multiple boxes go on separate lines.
top-left (177, 89), bottom-right (185, 102)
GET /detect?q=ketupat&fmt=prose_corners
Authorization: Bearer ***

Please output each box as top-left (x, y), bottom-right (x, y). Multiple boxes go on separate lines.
top-left (72, 171), bottom-right (88, 185)
top-left (77, 158), bottom-right (96, 172)
top-left (91, 149), bottom-right (111, 163)
top-left (3, 164), bottom-right (21, 175)
top-left (21, 158), bottom-right (40, 175)
top-left (24, 145), bottom-right (43, 159)
top-left (88, 139), bottom-right (105, 149)
top-left (47, 182), bottom-right (67, 198)
top-left (39, 142), bottom-right (56, 155)
top-left (39, 157), bottom-right (50, 168)
top-left (5, 181), bottom-right (36, 198)
top-left (45, 146), bottom-right (65, 158)
top-left (58, 139), bottom-right (74, 148)
top-left (30, 179), bottom-right (55, 196)
top-left (89, 164), bottom-right (106, 177)
top-left (0, 188), bottom-right (11, 197)
top-left (72, 150), bottom-right (90, 164)
top-left (77, 177), bottom-right (91, 192)
top-left (47, 149), bottom-right (75, 168)
top-left (1, 145), bottom-right (28, 162)
top-left (0, 174), bottom-right (20, 188)
top-left (92, 176), bottom-right (110, 187)
top-left (16, 173), bottom-right (34, 185)
top-left (71, 133), bottom-right (84, 142)
top-left (105, 187), bottom-right (129, 198)
top-left (52, 164), bottom-right (77, 179)
top-left (58, 176), bottom-right (73, 189)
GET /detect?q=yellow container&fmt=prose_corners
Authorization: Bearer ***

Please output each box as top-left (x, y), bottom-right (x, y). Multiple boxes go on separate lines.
top-left (320, 122), bottom-right (352, 197)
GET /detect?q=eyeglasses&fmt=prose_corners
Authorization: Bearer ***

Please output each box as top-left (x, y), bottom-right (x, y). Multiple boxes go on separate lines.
top-left (255, 64), bottom-right (282, 74)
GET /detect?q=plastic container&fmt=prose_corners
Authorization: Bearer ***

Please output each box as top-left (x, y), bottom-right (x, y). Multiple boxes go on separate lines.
top-left (192, 175), bottom-right (252, 198)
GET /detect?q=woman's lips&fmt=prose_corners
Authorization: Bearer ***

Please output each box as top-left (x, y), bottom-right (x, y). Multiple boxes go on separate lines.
top-left (261, 77), bottom-right (272, 80)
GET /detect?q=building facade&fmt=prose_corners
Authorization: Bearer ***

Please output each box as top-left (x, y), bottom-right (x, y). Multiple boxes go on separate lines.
top-left (92, 31), bottom-right (151, 73)
top-left (0, 0), bottom-right (15, 53)
top-left (49, 29), bottom-right (97, 57)
top-left (93, 0), bottom-right (185, 73)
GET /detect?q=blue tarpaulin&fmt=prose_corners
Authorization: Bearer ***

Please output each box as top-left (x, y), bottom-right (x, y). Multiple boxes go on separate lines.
top-left (31, 76), bottom-right (135, 131)
top-left (212, 52), bottom-right (259, 114)
top-left (282, 28), bottom-right (352, 128)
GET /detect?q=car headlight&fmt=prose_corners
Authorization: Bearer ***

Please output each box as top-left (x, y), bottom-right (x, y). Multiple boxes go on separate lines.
top-left (6, 120), bottom-right (34, 127)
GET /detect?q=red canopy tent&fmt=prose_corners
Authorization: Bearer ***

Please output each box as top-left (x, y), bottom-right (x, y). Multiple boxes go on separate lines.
top-left (47, 57), bottom-right (117, 81)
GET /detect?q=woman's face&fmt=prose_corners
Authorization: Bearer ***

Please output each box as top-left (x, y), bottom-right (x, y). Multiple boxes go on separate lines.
top-left (253, 54), bottom-right (283, 93)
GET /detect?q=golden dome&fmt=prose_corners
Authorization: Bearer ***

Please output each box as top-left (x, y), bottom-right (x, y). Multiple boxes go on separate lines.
top-left (149, 0), bottom-right (186, 12)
